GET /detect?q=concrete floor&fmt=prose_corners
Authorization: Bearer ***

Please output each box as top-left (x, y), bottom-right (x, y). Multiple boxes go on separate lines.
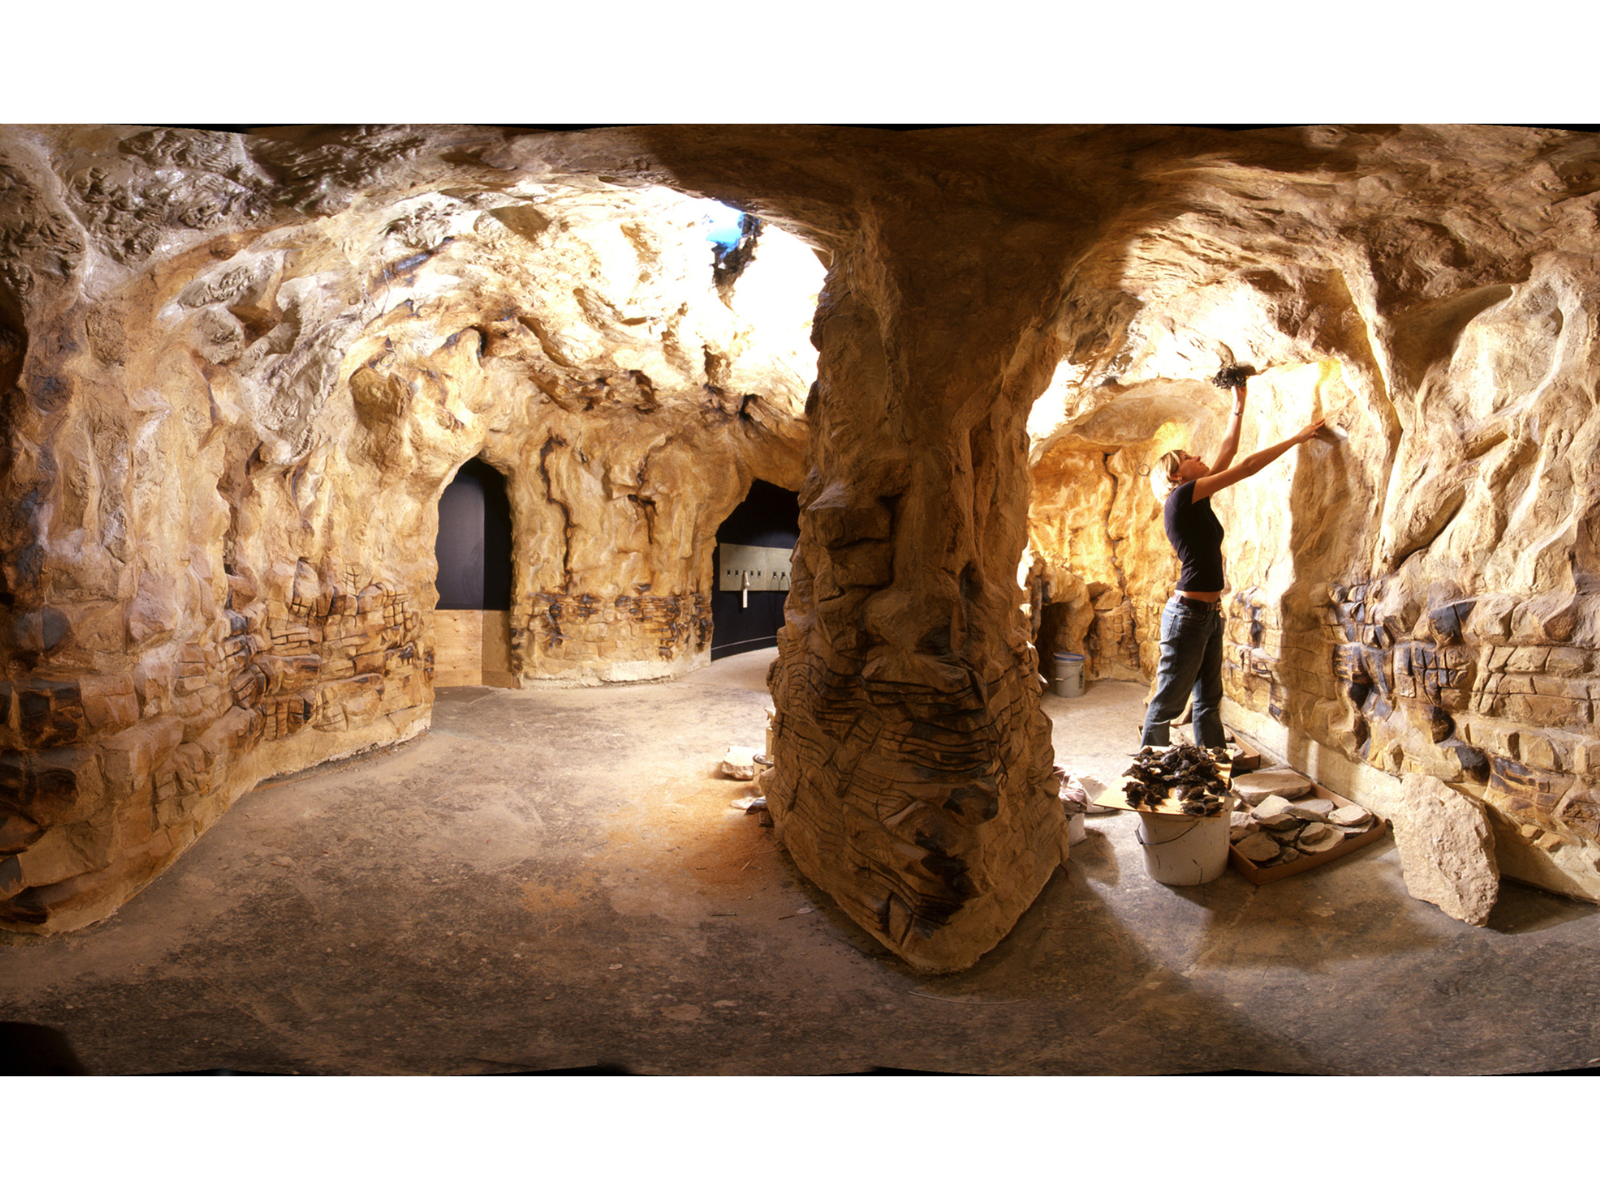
top-left (4, 648), bottom-right (1600, 1076)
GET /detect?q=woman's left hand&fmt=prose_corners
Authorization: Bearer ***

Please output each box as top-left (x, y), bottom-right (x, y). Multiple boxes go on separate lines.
top-left (1294, 418), bottom-right (1327, 443)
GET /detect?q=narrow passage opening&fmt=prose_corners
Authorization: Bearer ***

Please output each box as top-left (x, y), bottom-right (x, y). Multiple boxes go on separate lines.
top-left (434, 456), bottom-right (515, 687)
top-left (435, 457), bottom-right (512, 611)
top-left (711, 478), bottom-right (799, 660)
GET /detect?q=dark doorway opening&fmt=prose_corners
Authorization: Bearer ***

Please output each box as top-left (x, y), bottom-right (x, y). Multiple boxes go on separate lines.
top-left (435, 457), bottom-right (513, 610)
top-left (711, 479), bottom-right (799, 660)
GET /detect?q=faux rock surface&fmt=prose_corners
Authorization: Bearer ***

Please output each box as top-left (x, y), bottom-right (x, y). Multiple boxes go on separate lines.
top-left (1393, 773), bottom-right (1500, 926)
top-left (8, 123), bottom-right (1600, 961)
top-left (0, 124), bottom-right (818, 935)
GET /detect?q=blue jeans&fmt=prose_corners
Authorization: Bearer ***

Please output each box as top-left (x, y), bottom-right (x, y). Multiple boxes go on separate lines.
top-left (1140, 596), bottom-right (1226, 748)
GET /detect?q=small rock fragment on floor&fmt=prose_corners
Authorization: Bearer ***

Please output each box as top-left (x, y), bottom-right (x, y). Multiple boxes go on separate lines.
top-left (1254, 796), bottom-right (1294, 820)
top-left (1257, 809), bottom-right (1303, 831)
top-left (721, 746), bottom-right (761, 780)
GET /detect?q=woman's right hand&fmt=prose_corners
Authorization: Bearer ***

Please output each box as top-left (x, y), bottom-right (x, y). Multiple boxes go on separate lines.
top-left (1296, 418), bottom-right (1327, 443)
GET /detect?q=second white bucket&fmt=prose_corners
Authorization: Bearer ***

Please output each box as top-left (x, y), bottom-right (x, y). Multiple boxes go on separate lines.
top-left (1137, 794), bottom-right (1235, 885)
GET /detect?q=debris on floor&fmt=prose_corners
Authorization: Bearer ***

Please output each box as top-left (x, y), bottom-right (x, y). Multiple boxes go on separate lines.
top-left (1055, 767), bottom-right (1092, 845)
top-left (727, 748), bottom-right (775, 825)
top-left (720, 746), bottom-right (762, 780)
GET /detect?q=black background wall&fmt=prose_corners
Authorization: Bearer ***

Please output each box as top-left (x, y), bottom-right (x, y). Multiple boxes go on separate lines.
top-left (435, 458), bottom-right (513, 610)
top-left (711, 479), bottom-right (799, 660)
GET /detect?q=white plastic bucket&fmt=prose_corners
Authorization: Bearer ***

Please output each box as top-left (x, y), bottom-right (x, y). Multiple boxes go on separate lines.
top-left (1051, 652), bottom-right (1084, 698)
top-left (1137, 794), bottom-right (1234, 884)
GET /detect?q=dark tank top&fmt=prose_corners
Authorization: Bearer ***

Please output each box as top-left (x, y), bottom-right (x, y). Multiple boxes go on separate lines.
top-left (1163, 480), bottom-right (1225, 592)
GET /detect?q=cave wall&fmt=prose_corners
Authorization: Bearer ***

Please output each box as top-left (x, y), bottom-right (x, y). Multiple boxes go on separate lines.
top-left (0, 124), bottom-right (817, 932)
top-left (1023, 126), bottom-right (1600, 905)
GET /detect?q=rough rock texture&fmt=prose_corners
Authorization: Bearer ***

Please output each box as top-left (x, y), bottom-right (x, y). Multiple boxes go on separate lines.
top-left (759, 199), bottom-right (1073, 973)
top-left (1393, 772), bottom-right (1500, 925)
top-left (10, 123), bottom-right (1600, 963)
top-left (0, 124), bottom-right (817, 933)
top-left (1019, 125), bottom-right (1600, 909)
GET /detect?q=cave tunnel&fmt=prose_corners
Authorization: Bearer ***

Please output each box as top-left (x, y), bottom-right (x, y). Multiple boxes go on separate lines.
top-left (7, 124), bottom-right (1600, 1078)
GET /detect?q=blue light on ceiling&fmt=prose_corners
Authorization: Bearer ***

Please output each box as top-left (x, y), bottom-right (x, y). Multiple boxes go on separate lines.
top-left (702, 201), bottom-right (746, 253)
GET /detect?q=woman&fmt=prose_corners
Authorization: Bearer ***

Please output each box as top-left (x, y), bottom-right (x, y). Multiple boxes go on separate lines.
top-left (1139, 377), bottom-right (1325, 748)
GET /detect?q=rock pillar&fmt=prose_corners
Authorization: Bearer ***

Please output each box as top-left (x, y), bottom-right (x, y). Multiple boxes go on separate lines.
top-left (764, 215), bottom-right (1070, 972)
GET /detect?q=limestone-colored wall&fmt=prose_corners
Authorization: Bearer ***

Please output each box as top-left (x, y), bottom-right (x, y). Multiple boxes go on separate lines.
top-left (1024, 127), bottom-right (1600, 905)
top-left (0, 124), bottom-right (818, 933)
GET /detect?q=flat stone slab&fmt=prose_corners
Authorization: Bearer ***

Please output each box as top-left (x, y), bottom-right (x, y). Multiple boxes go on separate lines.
top-left (1235, 769), bottom-right (1315, 803)
top-left (1394, 774), bottom-right (1499, 926)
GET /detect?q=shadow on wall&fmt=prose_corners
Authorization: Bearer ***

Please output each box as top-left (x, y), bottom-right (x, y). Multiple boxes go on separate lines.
top-left (711, 479), bottom-right (798, 661)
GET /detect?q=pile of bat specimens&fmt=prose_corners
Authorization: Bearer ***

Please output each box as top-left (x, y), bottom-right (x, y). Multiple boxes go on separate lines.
top-left (1230, 788), bottom-right (1378, 866)
top-left (1122, 745), bottom-right (1231, 816)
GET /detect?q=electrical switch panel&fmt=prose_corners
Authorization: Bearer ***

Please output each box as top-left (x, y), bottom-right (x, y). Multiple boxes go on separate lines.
top-left (718, 543), bottom-right (794, 592)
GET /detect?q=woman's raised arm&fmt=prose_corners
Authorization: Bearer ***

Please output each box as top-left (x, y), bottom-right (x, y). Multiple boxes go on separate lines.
top-left (1210, 382), bottom-right (1248, 474)
top-left (1192, 417), bottom-right (1325, 502)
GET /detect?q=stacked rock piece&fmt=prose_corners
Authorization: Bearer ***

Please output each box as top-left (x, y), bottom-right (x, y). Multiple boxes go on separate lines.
top-left (1229, 771), bottom-right (1379, 868)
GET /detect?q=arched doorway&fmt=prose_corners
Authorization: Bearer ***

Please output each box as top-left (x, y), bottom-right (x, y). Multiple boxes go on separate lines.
top-left (711, 478), bottom-right (799, 660)
top-left (434, 456), bottom-right (516, 687)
